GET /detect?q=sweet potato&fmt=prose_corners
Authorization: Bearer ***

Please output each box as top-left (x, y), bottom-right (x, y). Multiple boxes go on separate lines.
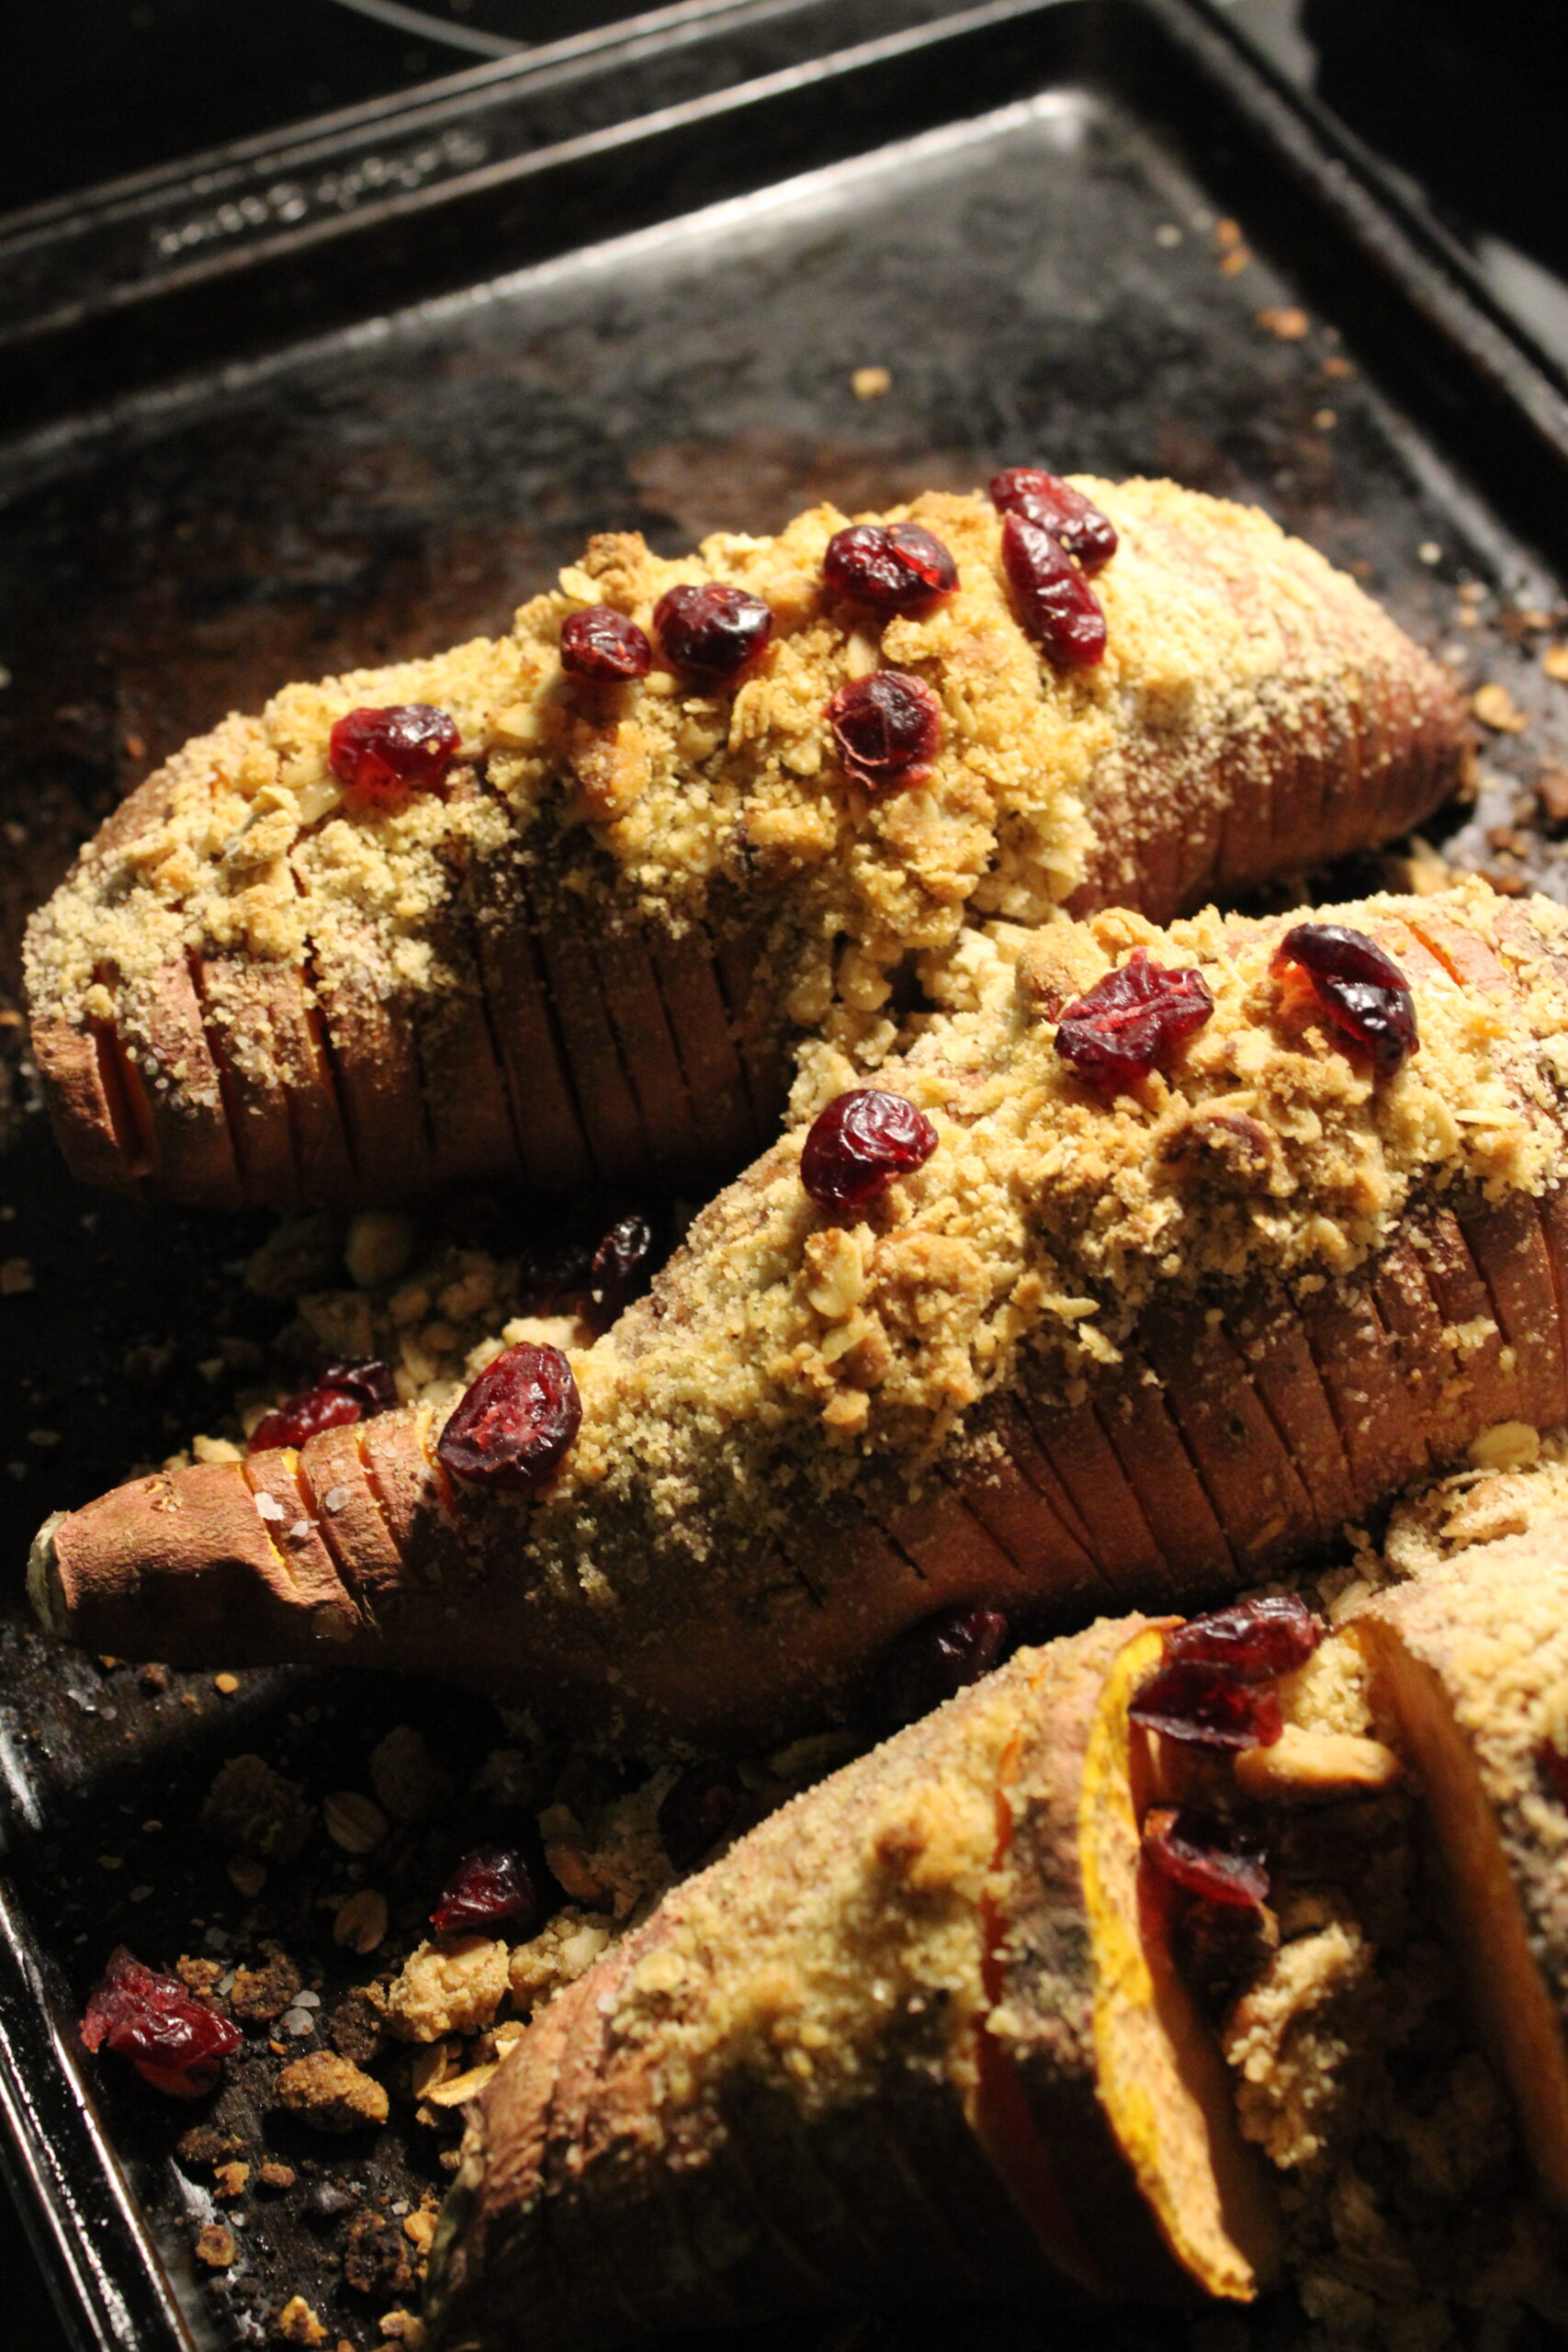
top-left (1356, 1523), bottom-right (1568, 2211)
top-left (33, 882), bottom-right (1568, 1747)
top-left (424, 1476), bottom-right (1568, 2348)
top-left (423, 1619), bottom-right (1278, 2350)
top-left (25, 482), bottom-right (1466, 1206)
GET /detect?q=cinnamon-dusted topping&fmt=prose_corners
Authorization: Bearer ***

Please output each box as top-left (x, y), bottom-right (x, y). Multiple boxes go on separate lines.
top-left (24, 481), bottom-right (1449, 1076)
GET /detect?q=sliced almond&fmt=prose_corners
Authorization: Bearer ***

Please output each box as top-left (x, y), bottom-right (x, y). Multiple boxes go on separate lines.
top-left (1234, 1724), bottom-right (1403, 1803)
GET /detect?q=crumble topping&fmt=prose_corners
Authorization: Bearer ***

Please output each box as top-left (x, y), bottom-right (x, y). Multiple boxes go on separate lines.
top-left (24, 480), bottom-right (1446, 1081)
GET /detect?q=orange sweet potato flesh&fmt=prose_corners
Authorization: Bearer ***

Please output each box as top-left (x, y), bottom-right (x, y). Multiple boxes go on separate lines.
top-left (25, 487), bottom-right (1467, 1208)
top-left (424, 1622), bottom-right (1275, 2349)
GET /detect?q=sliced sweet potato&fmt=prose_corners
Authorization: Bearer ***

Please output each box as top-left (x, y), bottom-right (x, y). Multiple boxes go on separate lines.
top-left (34, 882), bottom-right (1568, 1742)
top-left (425, 1620), bottom-right (1277, 2349)
top-left (27, 482), bottom-right (1468, 1206)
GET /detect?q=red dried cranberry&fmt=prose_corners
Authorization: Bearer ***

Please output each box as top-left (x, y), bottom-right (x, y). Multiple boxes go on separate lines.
top-left (823, 522), bottom-right (959, 615)
top-left (436, 1341), bottom-right (581, 1494)
top-left (82, 1948), bottom-right (241, 2099)
top-left (1000, 513), bottom-right (1107, 668)
top-left (1055, 948), bottom-right (1215, 1100)
top-left (1167, 1596), bottom-right (1321, 1682)
top-left (658, 1762), bottom-right (745, 1871)
top-left (653, 582), bottom-right (772, 682)
top-left (827, 672), bottom-right (942, 792)
top-left (249, 1384), bottom-right (363, 1454)
top-left (874, 1605), bottom-right (1010, 1732)
top-left (1143, 1807), bottom-right (1269, 1910)
top-left (1271, 922), bottom-right (1418, 1078)
top-left (989, 469), bottom-right (1118, 574)
top-left (431, 1847), bottom-right (537, 1937)
top-left (319, 1359), bottom-right (400, 1415)
top-left (1128, 1659), bottom-right (1283, 1750)
top-left (559, 605), bottom-right (652, 683)
top-left (249, 1358), bottom-right (398, 1453)
top-left (328, 704), bottom-right (460, 798)
top-left (587, 1214), bottom-right (656, 1335)
top-left (800, 1088), bottom-right (939, 1217)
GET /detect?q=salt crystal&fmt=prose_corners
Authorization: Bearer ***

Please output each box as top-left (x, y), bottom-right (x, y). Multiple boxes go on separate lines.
top-left (254, 1492), bottom-right (285, 1522)
top-left (322, 1487), bottom-right (350, 1513)
top-left (288, 1519), bottom-right (310, 1541)
top-left (294, 1989), bottom-right (321, 2007)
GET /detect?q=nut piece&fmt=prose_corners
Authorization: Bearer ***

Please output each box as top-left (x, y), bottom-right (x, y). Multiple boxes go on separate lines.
top-left (195, 2223), bottom-right (236, 2269)
top-left (1160, 1102), bottom-right (1280, 1193)
top-left (1232, 1724), bottom-right (1403, 1804)
top-left (231, 1942), bottom-right (302, 2026)
top-left (323, 1790), bottom-right (389, 1854)
top-left (276, 2049), bottom-right (389, 2132)
top-left (383, 1937), bottom-right (510, 2043)
top-left (276, 2297), bottom-right (330, 2346)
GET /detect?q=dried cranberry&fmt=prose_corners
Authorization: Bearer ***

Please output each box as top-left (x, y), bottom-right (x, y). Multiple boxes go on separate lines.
top-left (436, 1341), bottom-right (581, 1494)
top-left (827, 672), bottom-right (942, 793)
top-left (1271, 922), bottom-right (1418, 1078)
top-left (822, 522), bottom-right (959, 615)
top-left (82, 1948), bottom-right (241, 2099)
top-left (800, 1088), bottom-right (939, 1217)
top-left (1167, 1596), bottom-right (1321, 1682)
top-left (653, 582), bottom-right (772, 681)
top-left (586, 1214), bottom-right (656, 1335)
top-left (559, 605), bottom-right (652, 683)
top-left (1000, 513), bottom-right (1107, 669)
top-left (1128, 1659), bottom-right (1283, 1750)
top-left (989, 469), bottom-right (1119, 574)
top-left (249, 1385), bottom-right (363, 1454)
top-left (658, 1762), bottom-right (744, 1871)
top-left (249, 1358), bottom-right (398, 1453)
top-left (1143, 1807), bottom-right (1269, 1910)
top-left (874, 1605), bottom-right (1010, 1732)
top-left (328, 704), bottom-right (460, 799)
top-left (1055, 949), bottom-right (1215, 1100)
top-left (319, 1360), bottom-right (400, 1415)
top-left (431, 1847), bottom-right (537, 1937)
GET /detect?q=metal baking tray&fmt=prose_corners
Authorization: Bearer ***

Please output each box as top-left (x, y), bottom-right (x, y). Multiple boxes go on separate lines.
top-left (5, 3), bottom-right (1568, 2345)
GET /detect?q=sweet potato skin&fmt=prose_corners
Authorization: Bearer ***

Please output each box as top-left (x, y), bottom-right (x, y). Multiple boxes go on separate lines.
top-left (38, 880), bottom-right (1568, 1743)
top-left (427, 1617), bottom-right (1263, 2349)
top-left (33, 1181), bottom-right (1568, 1746)
top-left (428, 1651), bottom-right (1072, 2350)
top-left (26, 485), bottom-right (1467, 1207)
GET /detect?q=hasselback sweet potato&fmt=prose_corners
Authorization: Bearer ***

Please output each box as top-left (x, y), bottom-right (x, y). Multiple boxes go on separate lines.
top-left (427, 1490), bottom-right (1568, 2350)
top-left (424, 1617), bottom-right (1280, 2351)
top-left (24, 481), bottom-right (1465, 1207)
top-left (33, 880), bottom-right (1568, 1746)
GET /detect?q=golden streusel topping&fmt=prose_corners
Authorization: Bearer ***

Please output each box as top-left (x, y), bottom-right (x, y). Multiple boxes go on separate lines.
top-left (543, 882), bottom-right (1568, 1510)
top-left (25, 480), bottom-right (1429, 1062)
